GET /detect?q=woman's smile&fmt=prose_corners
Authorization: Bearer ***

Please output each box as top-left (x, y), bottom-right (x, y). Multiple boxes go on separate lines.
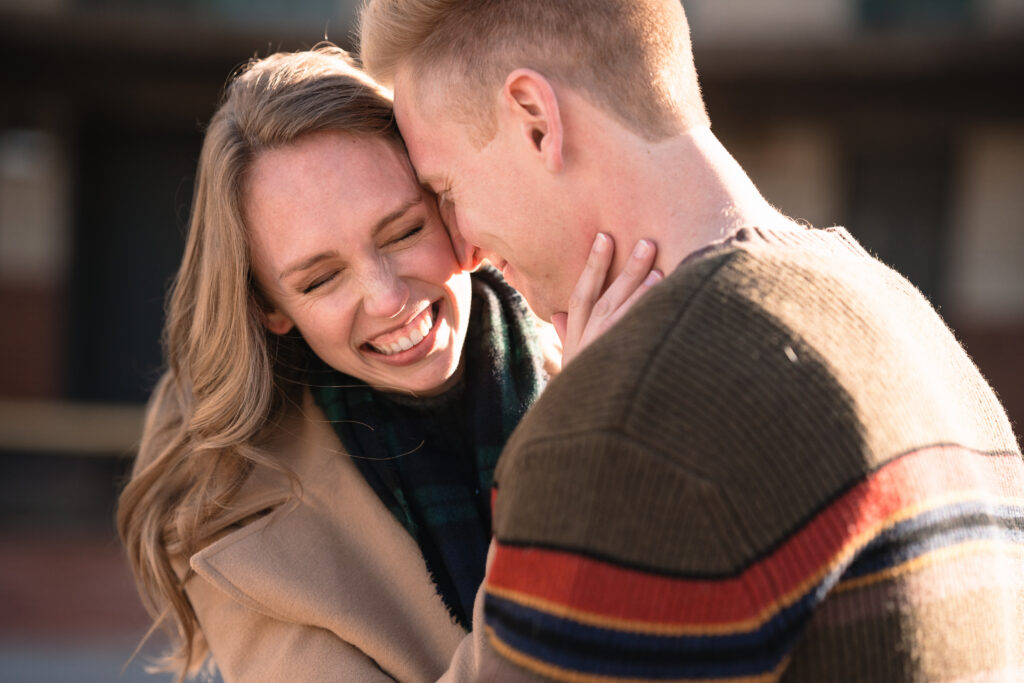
top-left (362, 301), bottom-right (444, 362)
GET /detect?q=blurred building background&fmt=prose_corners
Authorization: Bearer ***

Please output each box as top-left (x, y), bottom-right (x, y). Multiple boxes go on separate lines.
top-left (1, 0), bottom-right (1022, 680)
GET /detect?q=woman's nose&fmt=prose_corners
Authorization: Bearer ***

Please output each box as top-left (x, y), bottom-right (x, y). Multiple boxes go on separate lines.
top-left (360, 263), bottom-right (409, 319)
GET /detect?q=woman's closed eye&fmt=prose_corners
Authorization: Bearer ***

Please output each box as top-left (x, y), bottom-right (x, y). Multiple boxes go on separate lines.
top-left (300, 226), bottom-right (422, 294)
top-left (302, 270), bottom-right (339, 294)
top-left (391, 225), bottom-right (424, 245)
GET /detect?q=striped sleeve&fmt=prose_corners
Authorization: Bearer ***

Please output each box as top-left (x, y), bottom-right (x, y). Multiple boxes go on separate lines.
top-left (482, 446), bottom-right (1024, 682)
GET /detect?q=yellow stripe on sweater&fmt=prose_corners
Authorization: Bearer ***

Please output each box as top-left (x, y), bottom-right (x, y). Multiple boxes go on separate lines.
top-left (835, 538), bottom-right (1024, 594)
top-left (484, 625), bottom-right (789, 683)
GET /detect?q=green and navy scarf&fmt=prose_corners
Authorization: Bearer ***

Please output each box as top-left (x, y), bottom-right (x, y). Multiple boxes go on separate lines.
top-left (311, 267), bottom-right (549, 629)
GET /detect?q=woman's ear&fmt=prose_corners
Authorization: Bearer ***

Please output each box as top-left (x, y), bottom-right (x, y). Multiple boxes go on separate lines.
top-left (264, 309), bottom-right (295, 336)
top-left (502, 68), bottom-right (564, 173)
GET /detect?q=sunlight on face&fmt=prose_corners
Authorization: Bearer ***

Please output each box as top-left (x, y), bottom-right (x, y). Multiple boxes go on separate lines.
top-left (245, 132), bottom-right (472, 395)
top-left (393, 70), bottom-right (584, 321)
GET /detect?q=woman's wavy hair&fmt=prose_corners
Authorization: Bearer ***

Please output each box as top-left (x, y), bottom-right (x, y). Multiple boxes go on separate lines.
top-left (116, 45), bottom-right (399, 681)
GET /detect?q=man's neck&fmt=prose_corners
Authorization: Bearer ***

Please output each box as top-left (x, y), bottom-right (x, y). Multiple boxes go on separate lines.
top-left (581, 125), bottom-right (797, 279)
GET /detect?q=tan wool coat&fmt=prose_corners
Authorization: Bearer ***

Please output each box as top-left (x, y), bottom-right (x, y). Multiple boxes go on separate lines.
top-left (183, 391), bottom-right (468, 682)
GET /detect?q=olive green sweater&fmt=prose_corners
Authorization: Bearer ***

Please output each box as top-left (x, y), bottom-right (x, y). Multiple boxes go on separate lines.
top-left (469, 226), bottom-right (1023, 682)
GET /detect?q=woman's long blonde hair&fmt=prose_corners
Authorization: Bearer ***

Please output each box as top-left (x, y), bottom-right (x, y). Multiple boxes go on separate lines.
top-left (116, 45), bottom-right (399, 681)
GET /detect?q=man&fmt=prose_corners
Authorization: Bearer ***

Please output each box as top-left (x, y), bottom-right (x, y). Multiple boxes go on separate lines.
top-left (359, 1), bottom-right (1024, 681)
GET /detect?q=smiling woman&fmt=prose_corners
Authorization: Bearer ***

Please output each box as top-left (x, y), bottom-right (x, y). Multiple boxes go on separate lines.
top-left (115, 46), bottom-right (560, 683)
top-left (246, 132), bottom-right (472, 396)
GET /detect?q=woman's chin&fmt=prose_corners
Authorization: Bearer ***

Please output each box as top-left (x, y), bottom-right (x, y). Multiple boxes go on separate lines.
top-left (352, 341), bottom-right (463, 397)
top-left (400, 357), bottom-right (463, 397)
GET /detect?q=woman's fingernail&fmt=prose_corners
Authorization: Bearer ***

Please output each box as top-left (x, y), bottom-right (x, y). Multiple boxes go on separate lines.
top-left (633, 240), bottom-right (652, 259)
top-left (644, 269), bottom-right (663, 286)
top-left (593, 233), bottom-right (609, 253)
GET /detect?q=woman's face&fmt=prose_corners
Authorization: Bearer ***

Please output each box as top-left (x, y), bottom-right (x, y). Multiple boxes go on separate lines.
top-left (245, 131), bottom-right (472, 395)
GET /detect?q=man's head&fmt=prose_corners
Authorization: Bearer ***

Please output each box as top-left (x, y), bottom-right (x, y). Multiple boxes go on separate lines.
top-left (359, 0), bottom-right (709, 318)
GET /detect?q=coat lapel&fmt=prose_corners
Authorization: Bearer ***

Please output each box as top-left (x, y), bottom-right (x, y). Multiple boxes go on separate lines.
top-left (189, 392), bottom-right (466, 680)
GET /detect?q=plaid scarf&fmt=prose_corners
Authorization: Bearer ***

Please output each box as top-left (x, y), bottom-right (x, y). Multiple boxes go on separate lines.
top-left (311, 267), bottom-right (549, 629)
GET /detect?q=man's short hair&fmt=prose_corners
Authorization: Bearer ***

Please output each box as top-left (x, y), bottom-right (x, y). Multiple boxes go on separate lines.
top-left (359, 0), bottom-right (710, 144)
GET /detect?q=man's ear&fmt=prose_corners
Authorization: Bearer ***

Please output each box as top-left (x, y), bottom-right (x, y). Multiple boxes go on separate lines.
top-left (264, 309), bottom-right (295, 336)
top-left (501, 68), bottom-right (564, 173)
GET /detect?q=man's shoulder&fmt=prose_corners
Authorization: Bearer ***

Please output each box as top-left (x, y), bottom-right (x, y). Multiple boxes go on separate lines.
top-left (516, 224), bottom-right (1003, 451)
top-left (495, 224), bottom-right (1018, 562)
top-left (503, 243), bottom-right (740, 443)
top-left (503, 227), bottom-right (888, 453)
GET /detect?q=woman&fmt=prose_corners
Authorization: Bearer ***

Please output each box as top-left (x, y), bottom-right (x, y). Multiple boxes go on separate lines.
top-left (118, 46), bottom-right (655, 682)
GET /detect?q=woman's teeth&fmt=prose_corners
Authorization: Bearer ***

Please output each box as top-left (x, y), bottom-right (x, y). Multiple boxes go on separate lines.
top-left (369, 309), bottom-right (434, 356)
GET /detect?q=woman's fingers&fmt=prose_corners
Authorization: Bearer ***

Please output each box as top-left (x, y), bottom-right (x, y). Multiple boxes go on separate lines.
top-left (561, 234), bottom-right (661, 367)
top-left (564, 233), bottom-right (613, 343)
top-left (601, 266), bottom-right (662, 331)
top-left (592, 239), bottom-right (657, 321)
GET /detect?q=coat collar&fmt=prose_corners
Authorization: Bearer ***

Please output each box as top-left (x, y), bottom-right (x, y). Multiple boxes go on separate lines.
top-left (188, 391), bottom-right (466, 679)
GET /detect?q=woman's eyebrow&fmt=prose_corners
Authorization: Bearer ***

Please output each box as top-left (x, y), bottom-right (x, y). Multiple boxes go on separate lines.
top-left (278, 197), bottom-right (421, 282)
top-left (279, 250), bottom-right (338, 282)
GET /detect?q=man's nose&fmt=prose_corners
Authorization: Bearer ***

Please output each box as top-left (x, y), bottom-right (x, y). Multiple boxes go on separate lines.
top-left (361, 263), bottom-right (409, 319)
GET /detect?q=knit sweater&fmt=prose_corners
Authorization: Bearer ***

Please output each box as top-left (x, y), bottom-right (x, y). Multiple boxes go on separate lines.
top-left (476, 226), bottom-right (1023, 682)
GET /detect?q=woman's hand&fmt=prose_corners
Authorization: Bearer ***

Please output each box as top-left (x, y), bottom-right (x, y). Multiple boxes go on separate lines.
top-left (551, 233), bottom-right (662, 367)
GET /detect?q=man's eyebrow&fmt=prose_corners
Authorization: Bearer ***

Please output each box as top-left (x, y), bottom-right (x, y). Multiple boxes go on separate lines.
top-left (277, 197), bottom-right (420, 283)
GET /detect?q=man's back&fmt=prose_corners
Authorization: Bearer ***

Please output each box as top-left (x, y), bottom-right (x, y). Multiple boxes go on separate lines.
top-left (484, 226), bottom-right (1023, 681)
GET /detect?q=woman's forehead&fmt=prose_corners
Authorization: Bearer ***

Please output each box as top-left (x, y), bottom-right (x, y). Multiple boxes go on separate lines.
top-left (244, 133), bottom-right (425, 276)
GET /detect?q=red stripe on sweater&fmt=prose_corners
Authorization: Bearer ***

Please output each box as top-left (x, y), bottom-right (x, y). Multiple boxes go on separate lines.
top-left (488, 445), bottom-right (1023, 630)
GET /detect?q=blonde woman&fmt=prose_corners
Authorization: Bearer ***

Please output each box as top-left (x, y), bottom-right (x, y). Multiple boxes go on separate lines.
top-left (118, 46), bottom-right (656, 682)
